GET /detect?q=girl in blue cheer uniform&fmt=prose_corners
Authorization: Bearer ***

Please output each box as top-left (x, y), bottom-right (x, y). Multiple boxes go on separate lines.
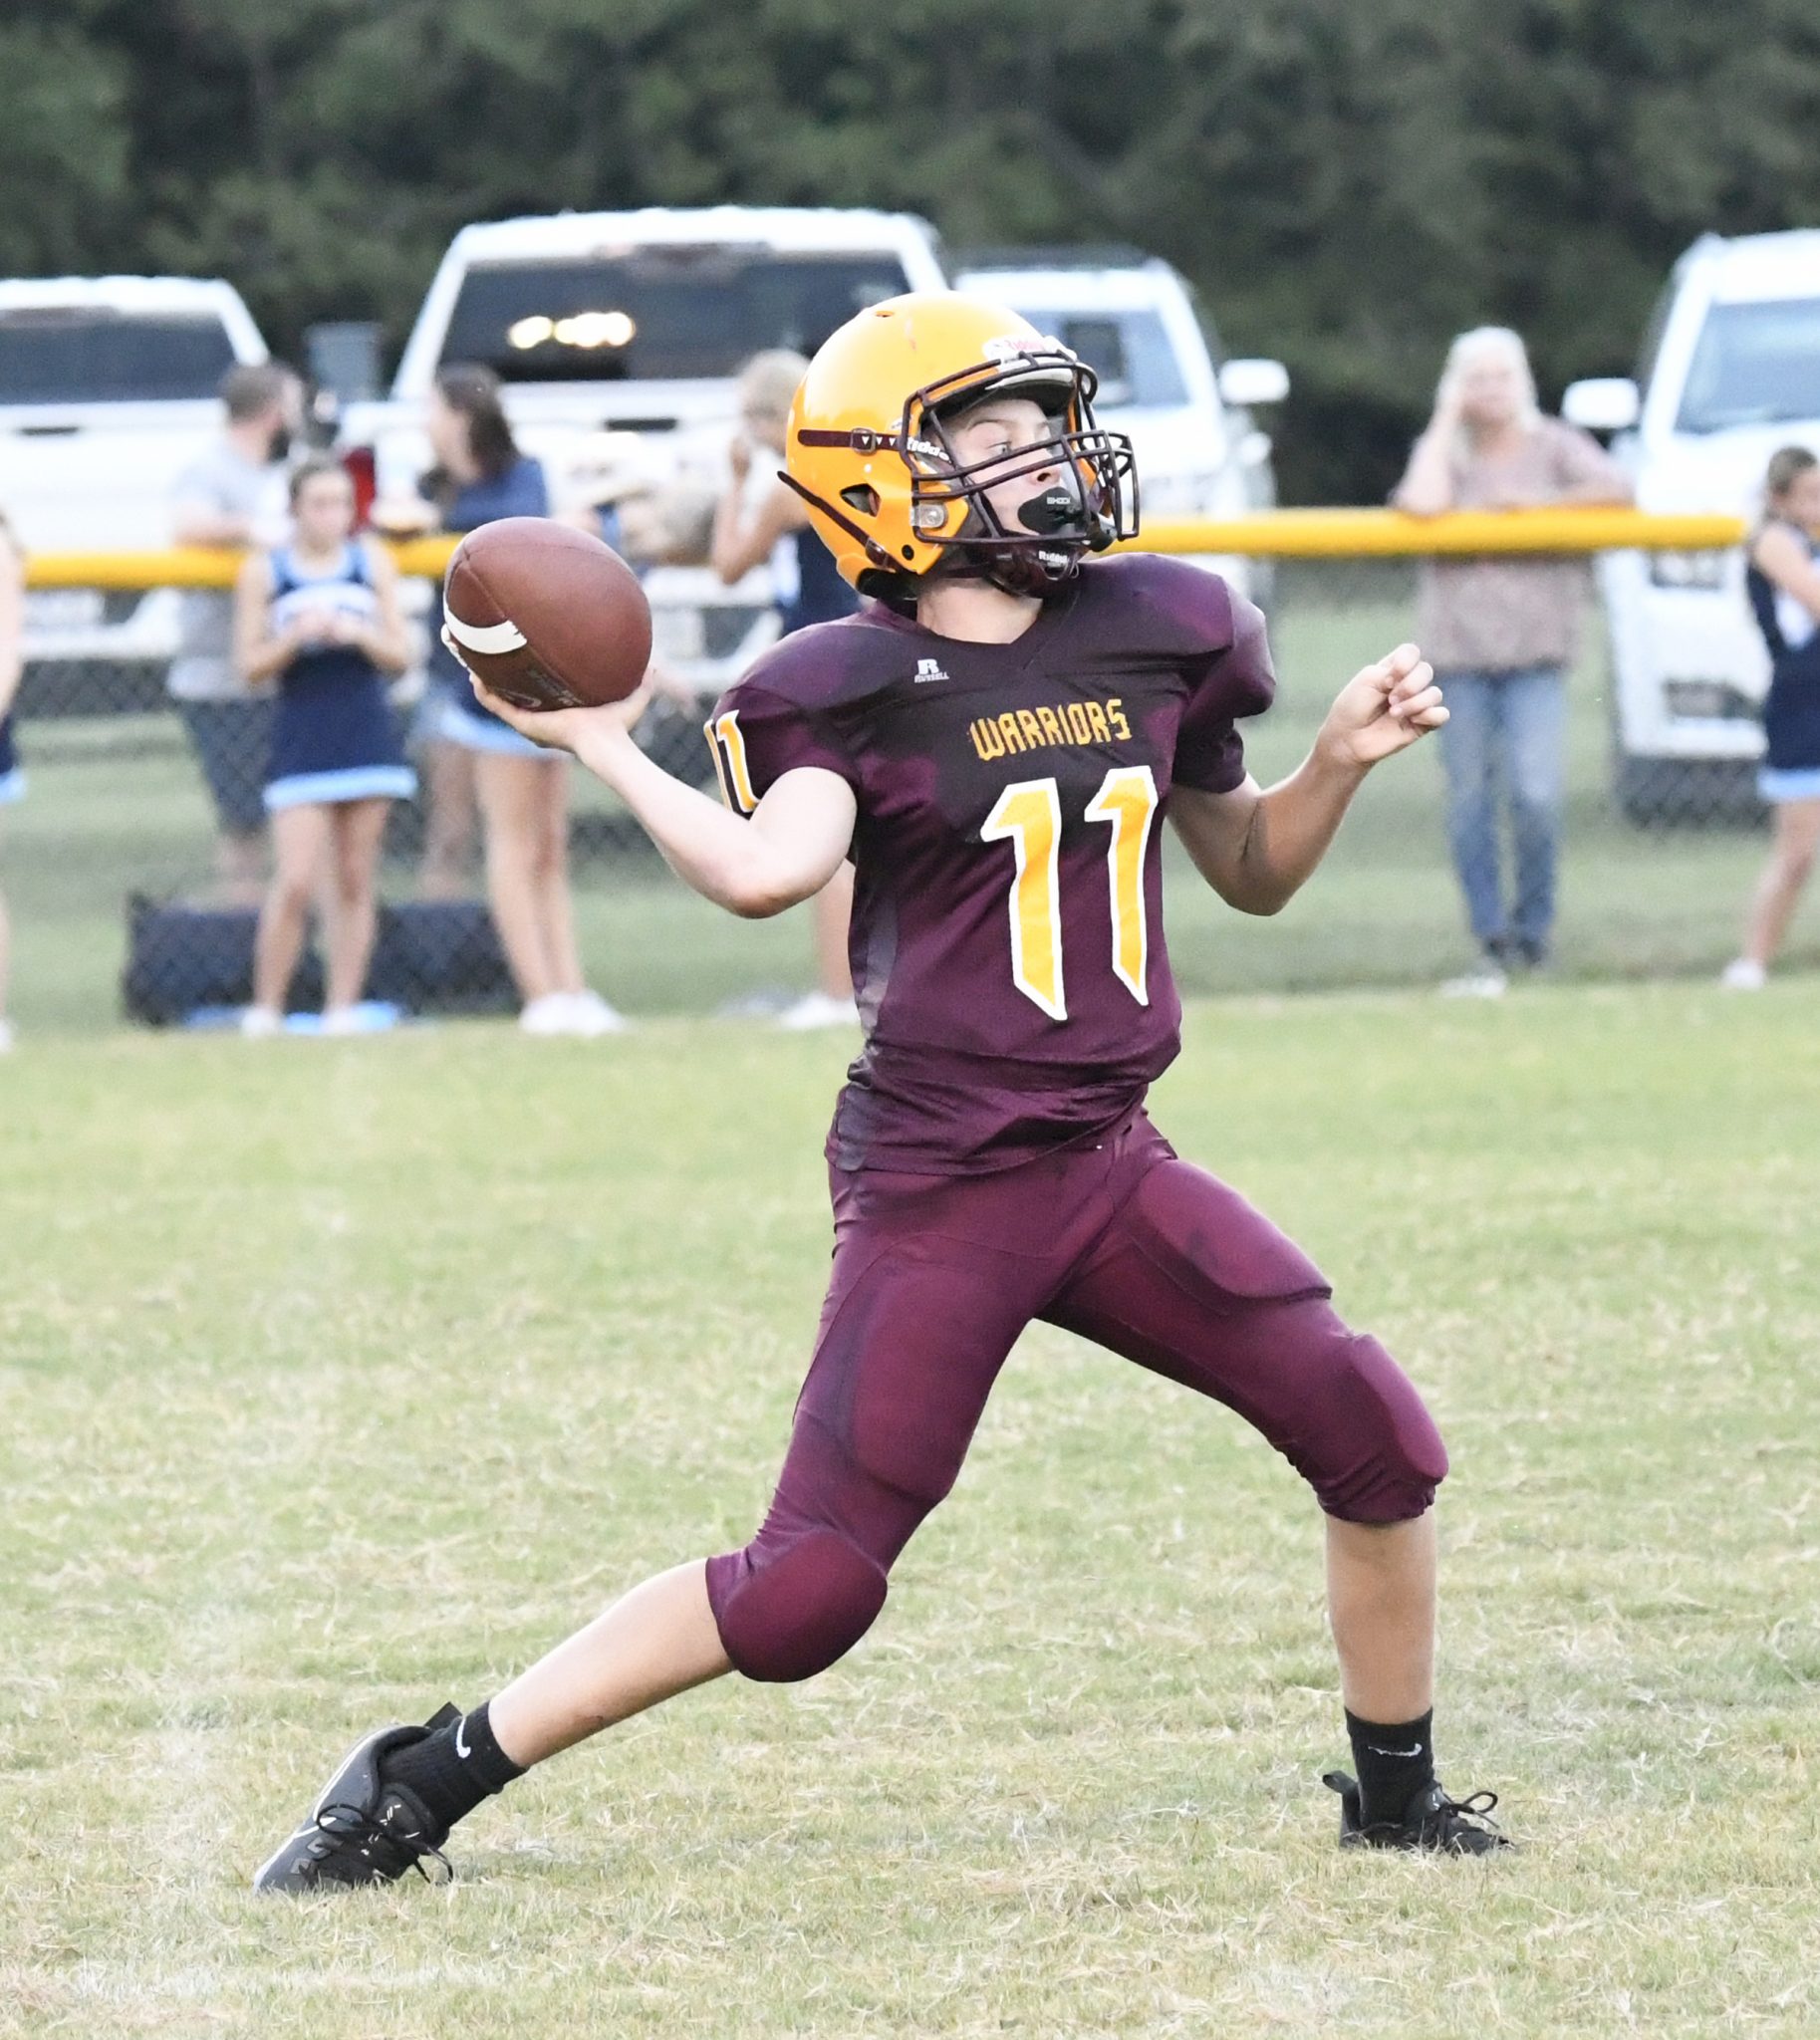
top-left (1724, 445), bottom-right (1820, 988)
top-left (234, 458), bottom-right (414, 1034)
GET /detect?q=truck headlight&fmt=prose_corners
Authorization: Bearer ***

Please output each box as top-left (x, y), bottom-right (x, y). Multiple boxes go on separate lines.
top-left (1648, 550), bottom-right (1729, 590)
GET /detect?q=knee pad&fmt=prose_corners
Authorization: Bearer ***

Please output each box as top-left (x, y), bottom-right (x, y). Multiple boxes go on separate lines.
top-left (708, 1529), bottom-right (889, 1683)
top-left (1308, 1333), bottom-right (1449, 1524)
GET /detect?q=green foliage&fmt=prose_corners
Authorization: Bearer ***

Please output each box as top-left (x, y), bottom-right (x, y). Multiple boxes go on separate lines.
top-left (3, 0), bottom-right (1820, 495)
top-left (0, 21), bottom-right (130, 277)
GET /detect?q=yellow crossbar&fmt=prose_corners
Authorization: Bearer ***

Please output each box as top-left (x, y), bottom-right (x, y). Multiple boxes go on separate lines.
top-left (22, 537), bottom-right (465, 592)
top-left (1128, 507), bottom-right (1745, 558)
top-left (19, 509), bottom-right (1746, 590)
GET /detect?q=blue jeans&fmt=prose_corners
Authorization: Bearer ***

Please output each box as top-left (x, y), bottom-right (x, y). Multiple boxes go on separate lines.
top-left (1437, 665), bottom-right (1567, 957)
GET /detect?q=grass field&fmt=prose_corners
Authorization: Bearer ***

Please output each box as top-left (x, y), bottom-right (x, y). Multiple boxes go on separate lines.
top-left (5, 567), bottom-right (1816, 1036)
top-left (3, 987), bottom-right (1817, 2037)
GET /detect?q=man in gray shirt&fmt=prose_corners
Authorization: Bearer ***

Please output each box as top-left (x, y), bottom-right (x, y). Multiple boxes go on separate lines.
top-left (169, 362), bottom-right (302, 902)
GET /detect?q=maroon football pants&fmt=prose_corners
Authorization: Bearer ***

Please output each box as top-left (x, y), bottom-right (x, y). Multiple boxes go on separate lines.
top-left (705, 1113), bottom-right (1446, 1682)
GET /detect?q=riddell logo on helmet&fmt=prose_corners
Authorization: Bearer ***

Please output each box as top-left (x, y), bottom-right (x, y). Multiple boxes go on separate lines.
top-left (980, 335), bottom-right (1074, 364)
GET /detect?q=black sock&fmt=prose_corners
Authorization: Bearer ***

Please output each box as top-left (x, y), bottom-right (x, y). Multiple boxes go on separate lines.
top-left (380, 1700), bottom-right (526, 1834)
top-left (1345, 1707), bottom-right (1435, 1826)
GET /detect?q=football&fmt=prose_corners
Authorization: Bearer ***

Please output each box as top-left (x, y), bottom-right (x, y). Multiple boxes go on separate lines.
top-left (441, 517), bottom-right (652, 711)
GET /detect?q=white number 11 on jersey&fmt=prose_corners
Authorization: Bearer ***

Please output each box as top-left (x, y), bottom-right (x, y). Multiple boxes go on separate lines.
top-left (981, 766), bottom-right (1160, 1021)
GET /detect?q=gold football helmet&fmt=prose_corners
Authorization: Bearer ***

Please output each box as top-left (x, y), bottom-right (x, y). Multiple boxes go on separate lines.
top-left (782, 292), bottom-right (1137, 602)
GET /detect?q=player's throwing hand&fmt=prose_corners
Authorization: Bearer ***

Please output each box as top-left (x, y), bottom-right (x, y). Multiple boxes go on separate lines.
top-left (440, 626), bottom-right (649, 754)
top-left (1319, 641), bottom-right (1447, 770)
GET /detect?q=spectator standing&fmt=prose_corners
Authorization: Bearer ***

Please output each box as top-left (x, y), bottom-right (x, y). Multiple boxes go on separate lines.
top-left (391, 366), bottom-right (623, 1035)
top-left (169, 363), bottom-right (303, 903)
top-left (1721, 446), bottom-right (1820, 988)
top-left (1395, 327), bottom-right (1632, 996)
top-left (234, 459), bottom-right (414, 1035)
top-left (711, 350), bottom-right (862, 1031)
top-left (0, 510), bottom-right (24, 1052)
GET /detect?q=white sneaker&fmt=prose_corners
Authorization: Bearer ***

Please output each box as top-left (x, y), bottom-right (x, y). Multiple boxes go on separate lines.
top-left (1439, 965), bottom-right (1508, 1000)
top-left (1720, 956), bottom-right (1767, 991)
top-left (319, 1005), bottom-right (369, 1037)
top-left (0, 1017), bottom-right (14, 1054)
top-left (518, 992), bottom-right (574, 1036)
top-left (240, 1005), bottom-right (283, 1039)
top-left (777, 990), bottom-right (862, 1031)
top-left (562, 989), bottom-right (630, 1037)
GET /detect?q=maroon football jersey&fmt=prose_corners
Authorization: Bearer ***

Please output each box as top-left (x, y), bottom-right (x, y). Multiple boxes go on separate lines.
top-left (706, 553), bottom-right (1275, 1173)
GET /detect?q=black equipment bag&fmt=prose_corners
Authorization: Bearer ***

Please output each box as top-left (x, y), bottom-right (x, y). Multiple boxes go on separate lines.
top-left (123, 893), bottom-right (515, 1025)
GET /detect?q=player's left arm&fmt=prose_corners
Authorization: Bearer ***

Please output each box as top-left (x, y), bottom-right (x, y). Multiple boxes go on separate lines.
top-left (1171, 642), bottom-right (1445, 915)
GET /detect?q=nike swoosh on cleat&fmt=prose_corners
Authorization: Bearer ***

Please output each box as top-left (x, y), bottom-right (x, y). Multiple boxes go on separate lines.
top-left (454, 1718), bottom-right (472, 1760)
top-left (1368, 1743), bottom-right (1424, 1758)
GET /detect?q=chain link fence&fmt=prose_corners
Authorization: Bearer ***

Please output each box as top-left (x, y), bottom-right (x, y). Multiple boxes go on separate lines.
top-left (1, 547), bottom-right (1796, 1036)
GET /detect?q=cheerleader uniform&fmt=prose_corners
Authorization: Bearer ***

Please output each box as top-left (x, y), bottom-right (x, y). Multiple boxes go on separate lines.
top-left (1746, 523), bottom-right (1820, 803)
top-left (0, 710), bottom-right (22, 807)
top-left (263, 542), bottom-right (416, 813)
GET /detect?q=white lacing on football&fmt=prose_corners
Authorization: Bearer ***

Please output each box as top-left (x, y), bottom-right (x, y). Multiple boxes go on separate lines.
top-left (441, 610), bottom-right (527, 654)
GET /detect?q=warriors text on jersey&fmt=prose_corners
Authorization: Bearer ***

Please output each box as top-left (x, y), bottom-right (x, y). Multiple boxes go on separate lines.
top-left (707, 554), bottom-right (1275, 1173)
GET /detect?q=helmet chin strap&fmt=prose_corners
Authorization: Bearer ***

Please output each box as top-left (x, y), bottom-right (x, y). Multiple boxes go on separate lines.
top-left (926, 539), bottom-right (1082, 599)
top-left (929, 479), bottom-right (1092, 596)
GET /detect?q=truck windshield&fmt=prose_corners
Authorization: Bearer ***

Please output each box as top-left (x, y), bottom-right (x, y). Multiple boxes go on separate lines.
top-left (986, 309), bottom-right (1189, 409)
top-left (438, 252), bottom-right (911, 382)
top-left (1676, 297), bottom-right (1820, 432)
top-left (0, 312), bottom-right (237, 403)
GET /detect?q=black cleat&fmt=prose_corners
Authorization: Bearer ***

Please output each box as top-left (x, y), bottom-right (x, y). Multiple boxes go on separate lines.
top-left (1323, 1769), bottom-right (1513, 1855)
top-left (254, 1702), bottom-right (460, 1893)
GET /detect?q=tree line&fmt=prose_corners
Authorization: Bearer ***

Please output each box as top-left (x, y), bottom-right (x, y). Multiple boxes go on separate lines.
top-left (6, 0), bottom-right (1820, 500)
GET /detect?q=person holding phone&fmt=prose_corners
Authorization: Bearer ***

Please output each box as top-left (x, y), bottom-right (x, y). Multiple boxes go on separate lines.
top-left (712, 350), bottom-right (863, 1030)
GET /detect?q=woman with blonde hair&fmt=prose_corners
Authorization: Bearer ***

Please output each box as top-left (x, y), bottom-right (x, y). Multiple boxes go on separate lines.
top-left (1397, 326), bottom-right (1632, 995)
top-left (1721, 444), bottom-right (1820, 987)
top-left (0, 510), bottom-right (24, 1052)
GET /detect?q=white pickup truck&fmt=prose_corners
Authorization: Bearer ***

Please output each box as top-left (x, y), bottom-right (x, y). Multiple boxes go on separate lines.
top-left (341, 205), bottom-right (951, 697)
top-left (0, 276), bottom-right (269, 687)
top-left (1564, 229), bottom-right (1820, 822)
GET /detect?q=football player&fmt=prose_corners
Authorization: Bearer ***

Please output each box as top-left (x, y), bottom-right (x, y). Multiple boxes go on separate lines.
top-left (256, 295), bottom-right (1508, 1892)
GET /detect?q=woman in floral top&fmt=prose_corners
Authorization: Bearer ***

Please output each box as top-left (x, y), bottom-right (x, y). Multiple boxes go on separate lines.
top-left (1396, 327), bottom-right (1631, 995)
